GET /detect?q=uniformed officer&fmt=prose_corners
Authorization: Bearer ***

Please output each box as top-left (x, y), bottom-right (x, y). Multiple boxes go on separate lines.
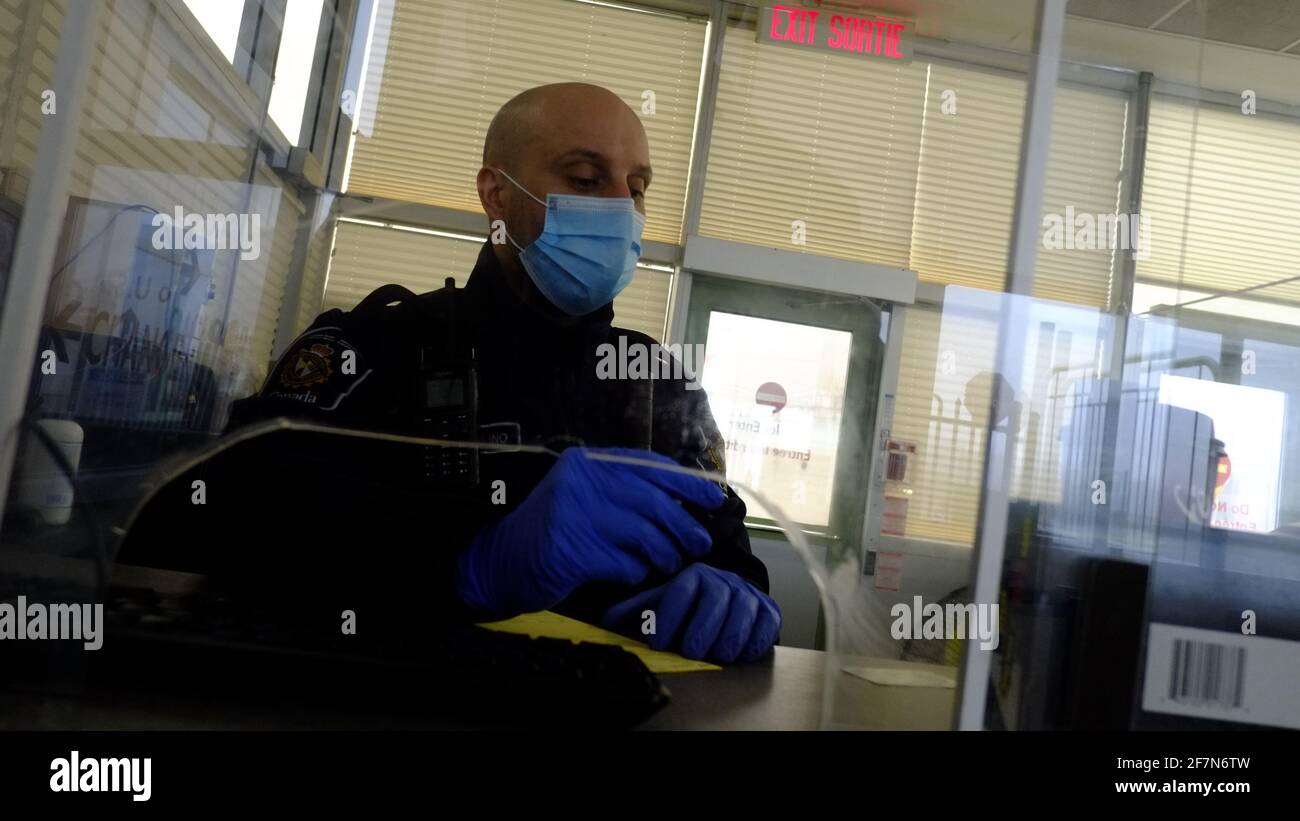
top-left (144, 83), bottom-right (781, 664)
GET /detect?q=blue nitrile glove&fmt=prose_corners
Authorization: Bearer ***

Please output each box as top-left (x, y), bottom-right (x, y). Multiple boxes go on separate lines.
top-left (601, 563), bottom-right (782, 664)
top-left (455, 447), bottom-right (725, 616)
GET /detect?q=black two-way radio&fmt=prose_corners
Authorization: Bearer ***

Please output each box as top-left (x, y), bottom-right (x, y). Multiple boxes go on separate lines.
top-left (414, 277), bottom-right (479, 487)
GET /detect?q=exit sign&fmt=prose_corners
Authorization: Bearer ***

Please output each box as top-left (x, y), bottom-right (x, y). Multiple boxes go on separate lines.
top-left (757, 4), bottom-right (913, 63)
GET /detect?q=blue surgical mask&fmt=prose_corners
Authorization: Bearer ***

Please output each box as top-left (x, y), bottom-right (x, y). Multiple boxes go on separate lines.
top-left (495, 167), bottom-right (646, 316)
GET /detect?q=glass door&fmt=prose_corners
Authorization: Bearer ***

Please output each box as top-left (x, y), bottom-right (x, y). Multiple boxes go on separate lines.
top-left (681, 274), bottom-right (888, 564)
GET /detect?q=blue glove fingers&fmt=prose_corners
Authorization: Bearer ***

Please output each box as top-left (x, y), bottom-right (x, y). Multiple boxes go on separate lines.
top-left (708, 583), bottom-right (760, 664)
top-left (587, 495), bottom-right (688, 576)
top-left (568, 515), bottom-right (655, 589)
top-left (612, 474), bottom-right (711, 559)
top-left (599, 583), bottom-right (663, 634)
top-left (679, 571), bottom-right (732, 660)
top-left (583, 448), bottom-right (725, 510)
top-left (739, 596), bottom-right (782, 661)
top-left (592, 544), bottom-right (654, 589)
top-left (610, 512), bottom-right (685, 576)
top-left (631, 464), bottom-right (725, 510)
top-left (645, 566), bottom-right (701, 652)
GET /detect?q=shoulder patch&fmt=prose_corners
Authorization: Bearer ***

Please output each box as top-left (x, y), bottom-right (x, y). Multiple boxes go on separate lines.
top-left (263, 327), bottom-right (370, 411)
top-left (280, 342), bottom-right (335, 389)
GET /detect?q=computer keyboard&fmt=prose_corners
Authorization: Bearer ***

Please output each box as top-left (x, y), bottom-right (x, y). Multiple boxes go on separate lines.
top-left (4, 575), bottom-right (671, 729)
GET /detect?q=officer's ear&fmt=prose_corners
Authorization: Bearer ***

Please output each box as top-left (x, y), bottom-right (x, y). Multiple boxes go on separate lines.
top-left (477, 167), bottom-right (508, 223)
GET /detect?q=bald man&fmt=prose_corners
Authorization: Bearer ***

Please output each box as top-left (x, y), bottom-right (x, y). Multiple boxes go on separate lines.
top-left (218, 83), bottom-right (779, 664)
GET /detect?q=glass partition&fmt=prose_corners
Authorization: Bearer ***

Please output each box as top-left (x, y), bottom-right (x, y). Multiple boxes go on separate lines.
top-left (962, 0), bottom-right (1300, 732)
top-left (0, 0), bottom-right (340, 618)
top-left (4, 0), bottom-right (1296, 734)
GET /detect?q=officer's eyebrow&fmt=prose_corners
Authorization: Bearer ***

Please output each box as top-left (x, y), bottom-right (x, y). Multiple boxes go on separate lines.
top-left (556, 148), bottom-right (653, 187)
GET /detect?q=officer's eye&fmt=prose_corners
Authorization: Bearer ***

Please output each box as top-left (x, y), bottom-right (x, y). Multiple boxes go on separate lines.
top-left (569, 176), bottom-right (599, 190)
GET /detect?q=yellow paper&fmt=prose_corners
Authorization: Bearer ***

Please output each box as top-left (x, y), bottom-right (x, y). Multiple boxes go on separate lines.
top-left (478, 610), bottom-right (721, 674)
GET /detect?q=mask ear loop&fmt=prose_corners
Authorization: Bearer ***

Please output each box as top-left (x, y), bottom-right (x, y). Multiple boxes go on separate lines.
top-left (493, 167), bottom-right (547, 207)
top-left (491, 167), bottom-right (549, 252)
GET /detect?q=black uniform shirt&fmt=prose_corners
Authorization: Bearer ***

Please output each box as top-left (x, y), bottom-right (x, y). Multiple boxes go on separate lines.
top-left (204, 240), bottom-right (767, 624)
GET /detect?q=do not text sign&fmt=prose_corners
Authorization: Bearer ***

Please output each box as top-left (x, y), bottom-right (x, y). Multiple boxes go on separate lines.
top-left (757, 4), bottom-right (913, 63)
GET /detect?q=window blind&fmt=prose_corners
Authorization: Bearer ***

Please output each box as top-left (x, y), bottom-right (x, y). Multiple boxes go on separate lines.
top-left (1136, 94), bottom-right (1300, 306)
top-left (295, 213), bottom-right (335, 335)
top-left (890, 303), bottom-right (998, 544)
top-left (896, 75), bottom-right (1127, 542)
top-left (345, 0), bottom-right (705, 245)
top-left (697, 21), bottom-right (928, 270)
top-left (698, 28), bottom-right (1129, 309)
top-left (910, 64), bottom-right (1128, 309)
top-left (18, 0), bottom-right (300, 383)
top-left (699, 34), bottom-right (1130, 546)
top-left (324, 220), bottom-right (486, 312)
top-left (0, 0), bottom-right (22, 159)
top-left (325, 219), bottom-right (671, 340)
